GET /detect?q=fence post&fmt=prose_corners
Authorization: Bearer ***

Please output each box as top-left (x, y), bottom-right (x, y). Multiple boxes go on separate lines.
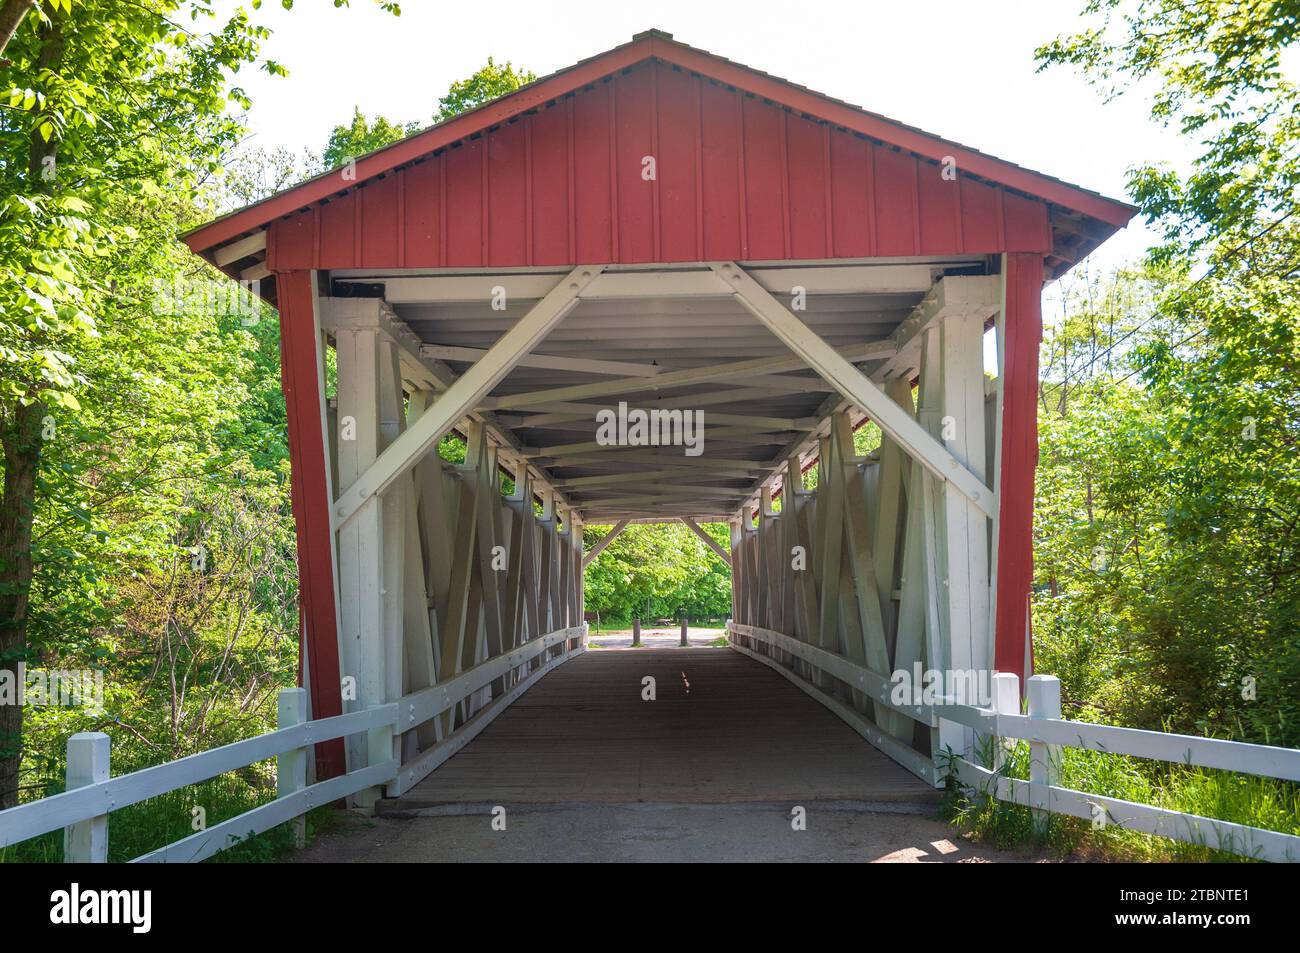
top-left (355, 702), bottom-right (394, 815)
top-left (1027, 674), bottom-right (1061, 834)
top-left (277, 687), bottom-right (308, 848)
top-left (991, 672), bottom-right (1020, 774)
top-left (64, 732), bottom-right (110, 863)
top-left (632, 618), bottom-right (641, 647)
top-left (680, 616), bottom-right (688, 647)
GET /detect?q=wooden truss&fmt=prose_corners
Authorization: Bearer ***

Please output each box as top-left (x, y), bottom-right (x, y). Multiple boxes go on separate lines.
top-left (307, 257), bottom-right (1009, 796)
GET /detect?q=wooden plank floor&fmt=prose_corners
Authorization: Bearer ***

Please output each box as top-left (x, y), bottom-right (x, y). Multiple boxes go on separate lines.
top-left (385, 648), bottom-right (939, 810)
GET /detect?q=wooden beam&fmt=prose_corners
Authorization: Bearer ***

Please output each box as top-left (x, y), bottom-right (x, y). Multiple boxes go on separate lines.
top-left (560, 468), bottom-right (752, 489)
top-left (681, 518), bottom-right (730, 563)
top-left (214, 230), bottom-right (267, 267)
top-left (355, 263), bottom-right (936, 305)
top-left (484, 340), bottom-right (894, 412)
top-left (275, 271), bottom-right (346, 780)
top-left (870, 276), bottom-right (1000, 383)
top-left (715, 262), bottom-right (994, 520)
top-left (331, 266), bottom-right (603, 531)
top-left (525, 426), bottom-right (796, 457)
top-left (420, 345), bottom-right (662, 378)
top-left (582, 519), bottom-right (630, 568)
top-left (321, 297), bottom-right (579, 519)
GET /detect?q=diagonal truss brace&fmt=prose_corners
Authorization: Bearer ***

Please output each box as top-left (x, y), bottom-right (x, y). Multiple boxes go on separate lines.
top-left (711, 262), bottom-right (994, 520)
top-left (332, 265), bottom-right (605, 531)
top-left (582, 519), bottom-right (631, 568)
top-left (681, 517), bottom-right (731, 563)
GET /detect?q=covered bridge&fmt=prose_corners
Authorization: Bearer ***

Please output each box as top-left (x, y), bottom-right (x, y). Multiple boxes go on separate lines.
top-left (183, 30), bottom-right (1134, 801)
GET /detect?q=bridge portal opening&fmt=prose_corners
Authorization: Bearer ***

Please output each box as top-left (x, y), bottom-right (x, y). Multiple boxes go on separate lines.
top-left (182, 31), bottom-right (1132, 802)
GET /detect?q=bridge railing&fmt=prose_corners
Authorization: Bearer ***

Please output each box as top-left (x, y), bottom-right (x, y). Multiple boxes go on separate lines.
top-left (727, 621), bottom-right (1300, 863)
top-left (952, 671), bottom-right (1300, 863)
top-left (0, 625), bottom-right (586, 863)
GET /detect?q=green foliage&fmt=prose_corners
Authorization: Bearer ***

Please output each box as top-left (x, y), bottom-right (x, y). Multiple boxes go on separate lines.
top-left (0, 0), bottom-right (398, 841)
top-left (321, 106), bottom-right (418, 169)
top-left (1038, 0), bottom-right (1300, 258)
top-left (583, 521), bottom-right (731, 623)
top-left (1033, 1), bottom-right (1300, 750)
top-left (433, 57), bottom-right (535, 123)
top-left (943, 735), bottom-right (1300, 861)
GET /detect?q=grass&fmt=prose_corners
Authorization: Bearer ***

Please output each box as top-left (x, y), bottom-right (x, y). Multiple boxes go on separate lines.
top-left (0, 763), bottom-right (336, 864)
top-left (941, 737), bottom-right (1300, 862)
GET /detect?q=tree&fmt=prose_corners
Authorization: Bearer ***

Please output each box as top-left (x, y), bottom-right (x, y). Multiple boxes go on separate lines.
top-left (0, 0), bottom-right (397, 809)
top-left (321, 106), bottom-right (417, 169)
top-left (1034, 2), bottom-right (1300, 742)
top-left (434, 57), bottom-right (535, 123)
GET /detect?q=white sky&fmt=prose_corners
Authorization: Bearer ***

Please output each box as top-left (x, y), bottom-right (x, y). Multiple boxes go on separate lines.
top-left (222, 0), bottom-right (1198, 366)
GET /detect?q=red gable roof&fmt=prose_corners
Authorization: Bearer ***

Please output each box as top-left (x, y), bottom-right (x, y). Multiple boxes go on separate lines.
top-left (185, 29), bottom-right (1135, 279)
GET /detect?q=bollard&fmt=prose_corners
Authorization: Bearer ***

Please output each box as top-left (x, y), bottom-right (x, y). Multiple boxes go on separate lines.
top-left (632, 617), bottom-right (641, 647)
top-left (680, 617), bottom-right (688, 647)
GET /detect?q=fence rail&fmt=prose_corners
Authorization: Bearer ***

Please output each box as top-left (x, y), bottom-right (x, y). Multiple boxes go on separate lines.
top-left (727, 620), bottom-right (1300, 863)
top-left (0, 626), bottom-right (586, 863)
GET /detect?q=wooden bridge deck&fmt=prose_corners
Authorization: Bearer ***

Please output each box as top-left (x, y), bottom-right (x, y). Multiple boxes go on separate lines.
top-left (383, 647), bottom-right (938, 810)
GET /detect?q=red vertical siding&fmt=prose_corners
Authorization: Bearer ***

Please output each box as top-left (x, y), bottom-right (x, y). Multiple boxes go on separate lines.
top-left (267, 59), bottom-right (1053, 270)
top-left (741, 95), bottom-right (785, 260)
top-left (785, 112), bottom-right (828, 260)
top-left (529, 105), bottom-right (570, 265)
top-left (444, 140), bottom-right (483, 266)
top-left (613, 68), bottom-right (657, 263)
top-left (655, 65), bottom-right (700, 261)
top-left (699, 81), bottom-right (742, 259)
top-left (487, 120), bottom-right (527, 265)
top-left (572, 83), bottom-right (613, 263)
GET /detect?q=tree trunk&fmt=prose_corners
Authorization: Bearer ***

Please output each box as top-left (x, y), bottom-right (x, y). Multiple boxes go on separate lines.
top-left (0, 0), bottom-right (35, 59)
top-left (0, 400), bottom-right (43, 808)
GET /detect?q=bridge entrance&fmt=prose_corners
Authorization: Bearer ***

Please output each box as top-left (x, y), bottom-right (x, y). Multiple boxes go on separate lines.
top-left (182, 31), bottom-right (1132, 808)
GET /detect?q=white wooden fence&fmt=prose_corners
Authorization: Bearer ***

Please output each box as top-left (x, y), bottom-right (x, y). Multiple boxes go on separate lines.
top-left (0, 625), bottom-right (586, 863)
top-left (728, 621), bottom-right (1300, 863)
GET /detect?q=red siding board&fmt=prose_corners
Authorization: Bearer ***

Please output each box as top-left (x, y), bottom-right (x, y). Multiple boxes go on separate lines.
top-left (785, 112), bottom-right (829, 260)
top-left (265, 61), bottom-right (1056, 269)
top-left (1002, 189), bottom-right (1052, 252)
top-left (572, 83), bottom-right (614, 263)
top-left (873, 147), bottom-right (918, 256)
top-left (917, 160), bottom-right (961, 254)
top-left (359, 177), bottom-right (399, 267)
top-left (699, 81), bottom-right (742, 260)
top-left (402, 160), bottom-right (440, 266)
top-left (741, 96), bottom-right (785, 261)
top-left (487, 121), bottom-right (528, 265)
top-left (529, 105), bottom-right (571, 265)
top-left (444, 141), bottom-right (484, 266)
top-left (318, 194), bottom-right (355, 267)
top-left (828, 131), bottom-right (872, 258)
top-left (959, 174), bottom-right (1001, 252)
top-left (613, 68), bottom-right (656, 263)
top-left (271, 209), bottom-right (314, 270)
top-left (655, 65), bottom-right (700, 262)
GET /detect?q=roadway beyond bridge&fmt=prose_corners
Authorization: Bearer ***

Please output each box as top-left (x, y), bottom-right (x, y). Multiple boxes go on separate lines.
top-left (293, 648), bottom-right (1019, 862)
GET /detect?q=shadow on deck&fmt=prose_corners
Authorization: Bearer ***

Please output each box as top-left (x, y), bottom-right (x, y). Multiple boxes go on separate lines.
top-left (383, 647), bottom-right (938, 810)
